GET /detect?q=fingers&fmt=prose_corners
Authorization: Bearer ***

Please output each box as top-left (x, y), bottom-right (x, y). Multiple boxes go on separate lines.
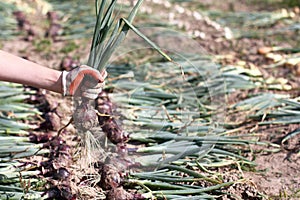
top-left (69, 68), bottom-right (103, 95)
top-left (81, 82), bottom-right (105, 92)
top-left (66, 65), bottom-right (107, 98)
top-left (80, 65), bottom-right (107, 82)
top-left (100, 70), bottom-right (108, 80)
top-left (80, 72), bottom-right (106, 91)
top-left (81, 87), bottom-right (103, 100)
top-left (79, 78), bottom-right (105, 99)
top-left (69, 71), bottom-right (84, 95)
top-left (80, 69), bottom-right (103, 82)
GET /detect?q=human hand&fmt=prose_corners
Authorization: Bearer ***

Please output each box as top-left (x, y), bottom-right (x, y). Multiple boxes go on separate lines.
top-left (62, 65), bottom-right (107, 100)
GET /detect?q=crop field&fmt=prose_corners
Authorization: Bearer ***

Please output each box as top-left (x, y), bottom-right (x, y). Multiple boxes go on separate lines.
top-left (0, 0), bottom-right (299, 199)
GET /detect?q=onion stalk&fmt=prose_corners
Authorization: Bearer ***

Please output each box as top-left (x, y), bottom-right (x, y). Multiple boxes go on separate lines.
top-left (72, 0), bottom-right (173, 135)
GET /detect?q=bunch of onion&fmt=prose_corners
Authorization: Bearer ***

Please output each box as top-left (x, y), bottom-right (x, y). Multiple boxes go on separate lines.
top-left (71, 0), bottom-right (172, 163)
top-left (68, 1), bottom-right (174, 199)
top-left (72, 0), bottom-right (171, 131)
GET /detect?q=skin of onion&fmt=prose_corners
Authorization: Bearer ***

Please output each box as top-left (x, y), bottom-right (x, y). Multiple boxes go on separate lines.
top-left (73, 102), bottom-right (98, 132)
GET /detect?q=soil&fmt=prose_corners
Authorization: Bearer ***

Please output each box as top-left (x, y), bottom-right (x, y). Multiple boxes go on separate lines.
top-left (1, 0), bottom-right (300, 199)
top-left (139, 1), bottom-right (300, 199)
top-left (244, 124), bottom-right (300, 200)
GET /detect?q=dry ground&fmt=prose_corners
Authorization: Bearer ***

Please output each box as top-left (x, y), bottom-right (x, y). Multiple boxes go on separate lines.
top-left (1, 0), bottom-right (300, 199)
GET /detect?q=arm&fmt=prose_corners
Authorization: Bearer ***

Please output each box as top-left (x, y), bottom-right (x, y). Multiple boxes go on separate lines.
top-left (0, 50), bottom-right (106, 99)
top-left (0, 50), bottom-right (63, 93)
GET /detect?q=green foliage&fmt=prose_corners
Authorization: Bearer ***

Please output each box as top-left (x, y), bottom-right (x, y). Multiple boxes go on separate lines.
top-left (281, 0), bottom-right (300, 7)
top-left (0, 2), bottom-right (18, 39)
top-left (33, 39), bottom-right (52, 52)
top-left (60, 41), bottom-right (79, 54)
top-left (0, 82), bottom-right (46, 199)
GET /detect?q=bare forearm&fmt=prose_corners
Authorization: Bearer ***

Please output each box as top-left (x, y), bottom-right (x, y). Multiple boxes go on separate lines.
top-left (0, 50), bottom-right (63, 93)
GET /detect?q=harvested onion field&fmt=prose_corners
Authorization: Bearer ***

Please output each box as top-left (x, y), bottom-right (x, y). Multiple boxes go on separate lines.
top-left (0, 0), bottom-right (299, 199)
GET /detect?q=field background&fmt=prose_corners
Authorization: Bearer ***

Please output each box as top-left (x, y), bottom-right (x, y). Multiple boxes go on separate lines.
top-left (0, 0), bottom-right (299, 199)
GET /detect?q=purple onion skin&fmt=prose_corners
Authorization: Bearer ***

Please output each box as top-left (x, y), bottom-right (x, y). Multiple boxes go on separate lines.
top-left (29, 133), bottom-right (52, 143)
top-left (106, 186), bottom-right (134, 200)
top-left (73, 102), bottom-right (98, 132)
top-left (52, 167), bottom-right (70, 180)
top-left (60, 56), bottom-right (79, 71)
top-left (100, 118), bottom-right (129, 144)
top-left (43, 186), bottom-right (75, 200)
top-left (100, 164), bottom-right (121, 190)
top-left (46, 11), bottom-right (60, 22)
top-left (96, 92), bottom-right (129, 144)
top-left (40, 111), bottom-right (61, 131)
top-left (12, 11), bottom-right (29, 30)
